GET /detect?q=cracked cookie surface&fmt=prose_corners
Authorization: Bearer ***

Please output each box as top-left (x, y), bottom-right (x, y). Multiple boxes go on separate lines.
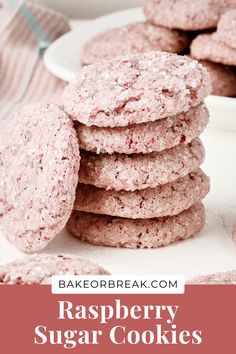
top-left (144, 0), bottom-right (236, 30)
top-left (79, 139), bottom-right (205, 191)
top-left (76, 104), bottom-right (209, 154)
top-left (213, 9), bottom-right (236, 50)
top-left (0, 103), bottom-right (80, 253)
top-left (61, 51), bottom-right (211, 127)
top-left (81, 21), bottom-right (189, 65)
top-left (0, 254), bottom-right (109, 284)
top-left (191, 34), bottom-right (236, 66)
top-left (67, 203), bottom-right (205, 248)
top-left (76, 169), bottom-right (210, 219)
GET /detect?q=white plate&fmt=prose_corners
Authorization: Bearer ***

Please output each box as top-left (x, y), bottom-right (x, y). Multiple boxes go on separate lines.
top-left (44, 7), bottom-right (236, 131)
top-left (1, 126), bottom-right (236, 279)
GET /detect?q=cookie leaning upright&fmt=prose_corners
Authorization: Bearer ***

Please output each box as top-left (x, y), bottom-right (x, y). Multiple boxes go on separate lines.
top-left (0, 103), bottom-right (80, 253)
top-left (61, 52), bottom-right (211, 128)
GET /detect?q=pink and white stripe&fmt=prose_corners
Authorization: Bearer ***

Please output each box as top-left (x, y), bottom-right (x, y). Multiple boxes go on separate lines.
top-left (0, 0), bottom-right (70, 120)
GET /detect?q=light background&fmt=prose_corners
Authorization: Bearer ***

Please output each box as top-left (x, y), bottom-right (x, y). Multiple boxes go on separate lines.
top-left (39, 0), bottom-right (143, 18)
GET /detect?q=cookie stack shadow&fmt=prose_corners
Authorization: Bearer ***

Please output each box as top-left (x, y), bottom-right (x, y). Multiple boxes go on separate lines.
top-left (64, 52), bottom-right (211, 249)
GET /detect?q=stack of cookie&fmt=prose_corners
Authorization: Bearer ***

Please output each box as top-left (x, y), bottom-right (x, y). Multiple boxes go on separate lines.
top-left (62, 51), bottom-right (211, 249)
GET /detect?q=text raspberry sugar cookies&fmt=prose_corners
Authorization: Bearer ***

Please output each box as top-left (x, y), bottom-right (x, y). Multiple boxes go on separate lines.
top-left (62, 51), bottom-right (212, 249)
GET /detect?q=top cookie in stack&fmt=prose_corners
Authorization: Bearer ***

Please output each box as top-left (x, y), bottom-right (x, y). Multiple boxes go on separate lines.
top-left (62, 51), bottom-right (211, 249)
top-left (62, 52), bottom-right (210, 128)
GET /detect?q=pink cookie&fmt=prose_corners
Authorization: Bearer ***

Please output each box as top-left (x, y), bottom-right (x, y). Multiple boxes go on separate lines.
top-left (75, 169), bottom-right (209, 219)
top-left (213, 9), bottom-right (236, 49)
top-left (188, 270), bottom-right (236, 284)
top-left (144, 0), bottom-right (236, 30)
top-left (76, 104), bottom-right (209, 154)
top-left (81, 21), bottom-right (189, 65)
top-left (199, 60), bottom-right (236, 97)
top-left (61, 52), bottom-right (211, 128)
top-left (0, 254), bottom-right (109, 284)
top-left (67, 203), bottom-right (205, 249)
top-left (0, 103), bottom-right (80, 253)
top-left (191, 33), bottom-right (236, 66)
top-left (79, 139), bottom-right (205, 191)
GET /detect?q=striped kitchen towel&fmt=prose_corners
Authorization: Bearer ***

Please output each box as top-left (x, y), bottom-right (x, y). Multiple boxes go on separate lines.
top-left (0, 0), bottom-right (70, 120)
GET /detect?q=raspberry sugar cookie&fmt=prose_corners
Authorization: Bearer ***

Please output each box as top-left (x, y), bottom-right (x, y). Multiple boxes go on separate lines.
top-left (62, 52), bottom-right (211, 128)
top-left (67, 203), bottom-right (205, 249)
top-left (199, 60), bottom-right (236, 97)
top-left (0, 103), bottom-right (80, 253)
top-left (81, 21), bottom-right (189, 65)
top-left (76, 104), bottom-right (209, 154)
top-left (144, 0), bottom-right (236, 30)
top-left (75, 169), bottom-right (210, 219)
top-left (0, 254), bottom-right (109, 284)
top-left (79, 139), bottom-right (205, 191)
top-left (213, 9), bottom-right (236, 50)
top-left (191, 34), bottom-right (236, 66)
